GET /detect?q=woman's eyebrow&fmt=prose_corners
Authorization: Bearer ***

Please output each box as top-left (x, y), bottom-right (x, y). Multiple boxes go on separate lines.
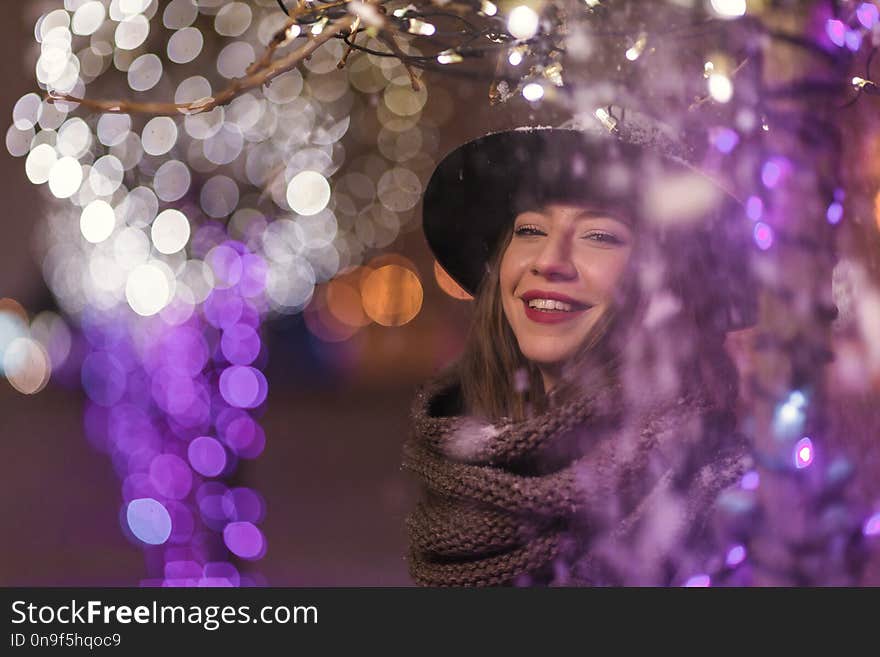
top-left (573, 212), bottom-right (633, 228)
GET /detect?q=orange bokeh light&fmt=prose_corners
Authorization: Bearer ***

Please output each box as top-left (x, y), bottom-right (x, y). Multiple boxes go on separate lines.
top-left (366, 253), bottom-right (419, 276)
top-left (0, 298), bottom-right (28, 323)
top-left (326, 278), bottom-right (370, 327)
top-left (361, 265), bottom-right (423, 326)
top-left (874, 190), bottom-right (880, 233)
top-left (303, 287), bottom-right (360, 343)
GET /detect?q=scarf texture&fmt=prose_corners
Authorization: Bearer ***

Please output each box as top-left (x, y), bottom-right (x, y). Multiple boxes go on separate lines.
top-left (402, 368), bottom-right (752, 586)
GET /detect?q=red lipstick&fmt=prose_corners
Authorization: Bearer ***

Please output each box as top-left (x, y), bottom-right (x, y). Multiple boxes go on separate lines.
top-left (519, 290), bottom-right (592, 324)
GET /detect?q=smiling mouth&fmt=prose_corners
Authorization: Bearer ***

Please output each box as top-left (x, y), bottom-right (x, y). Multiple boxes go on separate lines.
top-left (521, 299), bottom-right (592, 323)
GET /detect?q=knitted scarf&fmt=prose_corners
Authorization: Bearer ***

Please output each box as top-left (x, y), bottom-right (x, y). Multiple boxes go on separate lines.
top-left (402, 368), bottom-right (752, 586)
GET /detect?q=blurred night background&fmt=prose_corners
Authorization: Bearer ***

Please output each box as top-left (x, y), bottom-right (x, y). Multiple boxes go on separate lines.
top-left (3, 0), bottom-right (880, 587)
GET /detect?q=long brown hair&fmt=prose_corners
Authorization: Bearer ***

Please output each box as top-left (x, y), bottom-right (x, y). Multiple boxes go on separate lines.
top-left (452, 212), bottom-right (742, 424)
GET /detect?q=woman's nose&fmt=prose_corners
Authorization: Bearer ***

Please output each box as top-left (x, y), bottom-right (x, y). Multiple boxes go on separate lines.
top-left (531, 233), bottom-right (577, 279)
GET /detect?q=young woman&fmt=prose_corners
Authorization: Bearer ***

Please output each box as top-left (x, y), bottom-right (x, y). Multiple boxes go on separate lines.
top-left (402, 114), bottom-right (759, 586)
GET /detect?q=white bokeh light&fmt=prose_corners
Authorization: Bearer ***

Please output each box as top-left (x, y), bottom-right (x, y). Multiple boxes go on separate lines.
top-left (167, 27), bottom-right (204, 64)
top-left (128, 53), bottom-right (163, 91)
top-left (286, 171), bottom-right (331, 216)
top-left (48, 156), bottom-right (83, 198)
top-left (522, 82), bottom-right (544, 101)
top-left (13, 93), bottom-right (42, 130)
top-left (115, 14), bottom-right (150, 50)
top-left (125, 263), bottom-right (171, 316)
top-left (25, 144), bottom-right (57, 184)
top-left (215, 2), bottom-right (253, 37)
top-left (163, 0), bottom-right (198, 29)
top-left (80, 200), bottom-right (116, 243)
top-left (142, 116), bottom-right (179, 156)
top-left (72, 1), bottom-right (106, 36)
top-left (57, 117), bottom-right (92, 157)
top-left (711, 0), bottom-right (747, 18)
top-left (151, 209), bottom-right (190, 255)
top-left (89, 154), bottom-right (124, 196)
top-left (153, 160), bottom-right (191, 202)
top-left (709, 72), bottom-right (734, 103)
top-left (507, 6), bottom-right (539, 40)
top-left (97, 113), bottom-right (132, 147)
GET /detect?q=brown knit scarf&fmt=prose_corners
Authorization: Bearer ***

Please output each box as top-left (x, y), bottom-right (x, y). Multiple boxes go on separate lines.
top-left (402, 368), bottom-right (752, 586)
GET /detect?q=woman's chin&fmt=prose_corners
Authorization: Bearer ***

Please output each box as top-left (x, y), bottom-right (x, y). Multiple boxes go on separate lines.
top-left (520, 349), bottom-right (571, 372)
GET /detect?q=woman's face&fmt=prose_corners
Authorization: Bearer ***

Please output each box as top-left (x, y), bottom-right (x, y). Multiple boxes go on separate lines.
top-left (499, 202), bottom-right (634, 391)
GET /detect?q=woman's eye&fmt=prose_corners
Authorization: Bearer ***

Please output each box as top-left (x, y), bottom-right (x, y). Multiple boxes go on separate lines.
top-left (583, 231), bottom-right (622, 245)
top-left (514, 225), bottom-right (543, 236)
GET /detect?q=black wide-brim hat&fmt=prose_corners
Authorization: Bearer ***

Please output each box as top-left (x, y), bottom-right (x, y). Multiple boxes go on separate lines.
top-left (421, 116), bottom-right (758, 332)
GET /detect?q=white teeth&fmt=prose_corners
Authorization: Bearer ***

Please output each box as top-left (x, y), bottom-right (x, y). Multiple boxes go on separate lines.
top-left (527, 298), bottom-right (573, 311)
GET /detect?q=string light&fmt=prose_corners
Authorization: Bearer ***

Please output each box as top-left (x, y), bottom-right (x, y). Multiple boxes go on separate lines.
top-left (625, 34), bottom-right (647, 61)
top-left (522, 82), bottom-right (544, 101)
top-left (507, 6), bottom-right (540, 41)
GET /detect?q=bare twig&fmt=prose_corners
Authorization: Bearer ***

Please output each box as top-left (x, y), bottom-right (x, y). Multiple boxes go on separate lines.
top-left (377, 31), bottom-right (422, 91)
top-left (247, 0), bottom-right (351, 76)
top-left (338, 17), bottom-right (362, 68)
top-left (47, 14), bottom-right (356, 116)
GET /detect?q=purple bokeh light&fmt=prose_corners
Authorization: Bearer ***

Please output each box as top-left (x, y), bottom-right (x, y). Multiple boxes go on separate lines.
top-left (753, 222), bottom-right (774, 250)
top-left (710, 127), bottom-right (740, 154)
top-left (683, 574), bottom-right (711, 587)
top-left (165, 500), bottom-right (196, 545)
top-left (761, 157), bottom-right (790, 188)
top-left (740, 470), bottom-right (760, 490)
top-left (794, 437), bottom-right (814, 469)
top-left (203, 562), bottom-right (241, 587)
top-left (81, 351), bottom-right (127, 406)
top-left (857, 3), bottom-right (879, 29)
top-left (825, 19), bottom-right (846, 47)
top-left (222, 414), bottom-right (266, 458)
top-left (864, 512), bottom-right (880, 537)
top-left (219, 365), bottom-right (267, 408)
top-left (725, 544), bottom-right (747, 567)
top-left (207, 244), bottom-right (243, 289)
top-left (223, 521), bottom-right (266, 560)
top-left (845, 29), bottom-right (863, 52)
top-left (221, 324), bottom-right (261, 365)
top-left (826, 201), bottom-right (843, 224)
top-left (239, 254), bottom-right (268, 298)
top-left (122, 472), bottom-right (160, 504)
top-left (746, 195), bottom-right (763, 221)
top-left (204, 288), bottom-right (244, 329)
top-left (188, 435), bottom-right (227, 477)
top-left (149, 453), bottom-right (194, 499)
top-left (222, 487), bottom-right (266, 523)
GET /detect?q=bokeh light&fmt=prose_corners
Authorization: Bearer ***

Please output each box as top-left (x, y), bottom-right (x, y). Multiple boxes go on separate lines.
top-left (126, 498), bottom-right (172, 545)
top-left (507, 6), bottom-right (539, 40)
top-left (223, 521), bottom-right (266, 560)
top-left (151, 209), bottom-right (190, 254)
top-left (80, 200), bottom-right (116, 243)
top-left (286, 170), bottom-right (330, 215)
top-left (167, 26), bottom-right (204, 64)
top-left (3, 337), bottom-right (51, 395)
top-left (125, 263), bottom-right (172, 316)
top-left (188, 436), bottom-right (227, 477)
top-left (794, 437), bottom-right (814, 469)
top-left (361, 265), bottom-right (423, 327)
top-left (710, 0), bottom-right (747, 19)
